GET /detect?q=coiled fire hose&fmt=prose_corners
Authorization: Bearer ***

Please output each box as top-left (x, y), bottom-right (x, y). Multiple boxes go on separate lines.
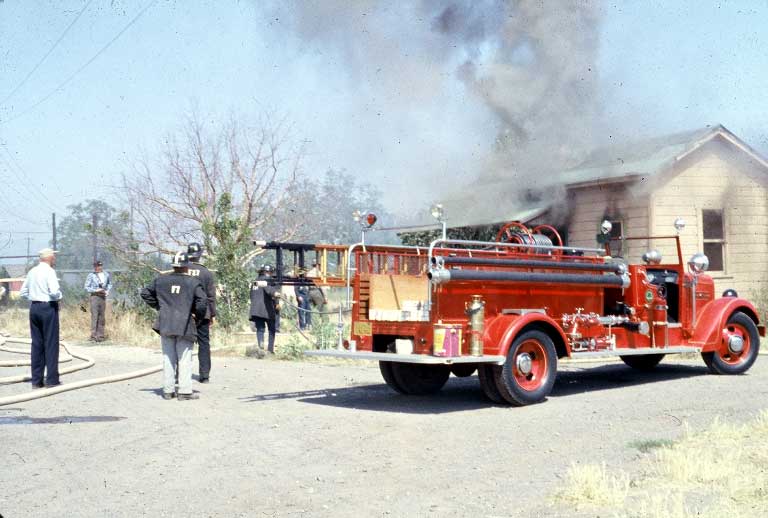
top-left (0, 333), bottom-right (163, 407)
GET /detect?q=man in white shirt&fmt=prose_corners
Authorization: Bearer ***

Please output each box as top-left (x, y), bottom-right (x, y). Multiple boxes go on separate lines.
top-left (84, 260), bottom-right (112, 341)
top-left (19, 248), bottom-right (63, 388)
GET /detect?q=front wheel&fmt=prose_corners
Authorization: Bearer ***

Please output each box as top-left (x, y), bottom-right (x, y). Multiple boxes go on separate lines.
top-left (495, 330), bottom-right (557, 406)
top-left (390, 363), bottom-right (450, 395)
top-left (702, 312), bottom-right (760, 375)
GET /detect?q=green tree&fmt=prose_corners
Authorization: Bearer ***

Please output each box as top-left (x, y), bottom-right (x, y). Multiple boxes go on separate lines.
top-left (55, 200), bottom-right (127, 270)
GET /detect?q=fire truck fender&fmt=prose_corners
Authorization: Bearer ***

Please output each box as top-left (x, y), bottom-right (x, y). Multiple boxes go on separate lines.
top-left (691, 298), bottom-right (761, 351)
top-left (485, 313), bottom-right (571, 359)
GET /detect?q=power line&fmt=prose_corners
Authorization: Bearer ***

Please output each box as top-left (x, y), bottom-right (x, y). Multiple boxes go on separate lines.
top-left (0, 0), bottom-right (160, 126)
top-left (0, 0), bottom-right (95, 106)
top-left (0, 144), bottom-right (60, 213)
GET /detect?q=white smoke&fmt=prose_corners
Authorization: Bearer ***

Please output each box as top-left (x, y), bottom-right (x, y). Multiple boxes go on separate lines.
top-left (269, 1), bottom-right (605, 223)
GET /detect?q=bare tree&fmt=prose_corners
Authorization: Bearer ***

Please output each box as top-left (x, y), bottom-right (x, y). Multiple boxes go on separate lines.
top-left (119, 111), bottom-right (308, 267)
top-left (114, 111), bottom-right (310, 328)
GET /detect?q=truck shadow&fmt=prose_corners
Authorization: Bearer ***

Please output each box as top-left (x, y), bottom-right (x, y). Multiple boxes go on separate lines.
top-left (241, 363), bottom-right (710, 413)
top-left (550, 363), bottom-right (709, 398)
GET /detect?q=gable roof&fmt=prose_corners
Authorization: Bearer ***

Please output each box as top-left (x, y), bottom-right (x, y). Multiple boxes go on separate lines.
top-left (562, 124), bottom-right (768, 188)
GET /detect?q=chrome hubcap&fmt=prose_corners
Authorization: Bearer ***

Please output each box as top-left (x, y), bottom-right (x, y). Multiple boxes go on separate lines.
top-left (728, 335), bottom-right (745, 354)
top-left (516, 353), bottom-right (533, 375)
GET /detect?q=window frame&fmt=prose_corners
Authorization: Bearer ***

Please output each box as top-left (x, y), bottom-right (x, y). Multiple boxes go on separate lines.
top-left (701, 208), bottom-right (726, 274)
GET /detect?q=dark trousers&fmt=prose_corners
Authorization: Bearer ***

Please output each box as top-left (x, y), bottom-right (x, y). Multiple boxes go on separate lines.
top-left (253, 317), bottom-right (276, 353)
top-left (29, 301), bottom-right (60, 386)
top-left (90, 294), bottom-right (106, 340)
top-left (297, 298), bottom-right (311, 329)
top-left (196, 318), bottom-right (211, 378)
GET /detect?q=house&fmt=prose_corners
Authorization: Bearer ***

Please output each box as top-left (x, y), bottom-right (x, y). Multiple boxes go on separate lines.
top-left (425, 124), bottom-right (768, 299)
top-left (563, 124), bottom-right (768, 299)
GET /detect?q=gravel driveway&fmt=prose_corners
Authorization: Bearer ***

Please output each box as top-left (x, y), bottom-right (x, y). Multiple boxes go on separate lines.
top-left (2, 344), bottom-right (766, 517)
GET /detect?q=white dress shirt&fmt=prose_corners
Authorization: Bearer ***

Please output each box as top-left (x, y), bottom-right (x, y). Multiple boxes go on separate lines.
top-left (20, 262), bottom-right (63, 302)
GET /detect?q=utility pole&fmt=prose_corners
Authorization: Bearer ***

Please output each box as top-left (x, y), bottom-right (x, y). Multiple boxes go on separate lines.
top-left (51, 212), bottom-right (57, 251)
top-left (26, 236), bottom-right (31, 267)
top-left (92, 212), bottom-right (98, 263)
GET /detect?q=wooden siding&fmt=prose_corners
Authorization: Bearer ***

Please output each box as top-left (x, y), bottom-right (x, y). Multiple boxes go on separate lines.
top-left (566, 183), bottom-right (649, 260)
top-left (652, 145), bottom-right (768, 299)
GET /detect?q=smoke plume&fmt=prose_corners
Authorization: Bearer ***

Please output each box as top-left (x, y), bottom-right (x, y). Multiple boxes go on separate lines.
top-left (270, 1), bottom-right (604, 225)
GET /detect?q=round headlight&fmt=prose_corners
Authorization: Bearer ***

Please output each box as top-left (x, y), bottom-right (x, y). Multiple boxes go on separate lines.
top-left (674, 218), bottom-right (686, 232)
top-left (688, 252), bottom-right (709, 274)
top-left (600, 220), bottom-right (612, 235)
top-left (642, 249), bottom-right (662, 265)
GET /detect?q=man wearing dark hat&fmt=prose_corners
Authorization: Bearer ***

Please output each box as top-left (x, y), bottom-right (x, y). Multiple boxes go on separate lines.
top-left (20, 248), bottom-right (63, 388)
top-left (84, 260), bottom-right (112, 342)
top-left (141, 251), bottom-right (207, 400)
top-left (186, 242), bottom-right (216, 383)
top-left (249, 264), bottom-right (279, 355)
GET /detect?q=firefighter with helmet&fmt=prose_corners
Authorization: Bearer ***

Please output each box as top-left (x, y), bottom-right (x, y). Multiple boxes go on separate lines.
top-left (186, 242), bottom-right (217, 383)
top-left (249, 264), bottom-right (279, 355)
top-left (141, 251), bottom-right (207, 400)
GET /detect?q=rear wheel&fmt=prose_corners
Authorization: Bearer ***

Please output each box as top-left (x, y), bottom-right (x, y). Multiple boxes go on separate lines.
top-left (390, 363), bottom-right (450, 395)
top-left (702, 312), bottom-right (759, 375)
top-left (495, 330), bottom-right (557, 406)
top-left (478, 364), bottom-right (504, 403)
top-left (379, 361), bottom-right (406, 394)
top-left (450, 364), bottom-right (477, 378)
top-left (620, 354), bottom-right (665, 371)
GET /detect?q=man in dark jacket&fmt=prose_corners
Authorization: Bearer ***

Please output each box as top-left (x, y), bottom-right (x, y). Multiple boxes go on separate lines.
top-left (141, 251), bottom-right (207, 400)
top-left (186, 242), bottom-right (216, 383)
top-left (294, 272), bottom-right (311, 330)
top-left (249, 265), bottom-right (279, 355)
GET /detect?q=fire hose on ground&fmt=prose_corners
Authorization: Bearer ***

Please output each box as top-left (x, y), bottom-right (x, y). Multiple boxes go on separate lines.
top-left (0, 333), bottom-right (164, 407)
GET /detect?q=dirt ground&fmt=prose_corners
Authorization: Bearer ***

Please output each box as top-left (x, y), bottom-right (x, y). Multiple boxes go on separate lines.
top-left (1, 342), bottom-right (766, 518)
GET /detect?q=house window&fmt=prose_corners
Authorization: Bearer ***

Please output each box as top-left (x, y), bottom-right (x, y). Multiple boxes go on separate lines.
top-left (702, 209), bottom-right (725, 271)
top-left (608, 220), bottom-right (623, 256)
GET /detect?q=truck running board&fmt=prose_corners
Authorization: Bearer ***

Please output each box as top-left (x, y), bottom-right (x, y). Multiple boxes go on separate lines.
top-left (570, 346), bottom-right (701, 359)
top-left (304, 350), bottom-right (506, 365)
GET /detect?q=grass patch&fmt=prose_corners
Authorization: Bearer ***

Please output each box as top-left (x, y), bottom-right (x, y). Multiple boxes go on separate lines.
top-left (553, 411), bottom-right (768, 517)
top-left (628, 438), bottom-right (675, 453)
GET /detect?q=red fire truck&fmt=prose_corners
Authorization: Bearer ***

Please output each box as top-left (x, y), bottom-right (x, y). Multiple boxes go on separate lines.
top-left (296, 219), bottom-right (764, 406)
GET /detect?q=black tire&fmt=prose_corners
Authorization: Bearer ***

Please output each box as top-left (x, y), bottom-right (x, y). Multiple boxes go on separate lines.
top-left (390, 363), bottom-right (450, 395)
top-left (702, 312), bottom-right (760, 375)
top-left (495, 330), bottom-right (557, 406)
top-left (450, 364), bottom-right (477, 378)
top-left (379, 361), bottom-right (406, 394)
top-left (478, 364), bottom-right (504, 403)
top-left (620, 354), bottom-right (665, 371)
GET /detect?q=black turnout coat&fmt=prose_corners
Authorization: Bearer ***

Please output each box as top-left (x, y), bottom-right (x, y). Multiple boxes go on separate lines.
top-left (249, 274), bottom-right (278, 321)
top-left (187, 262), bottom-right (217, 320)
top-left (141, 271), bottom-right (207, 341)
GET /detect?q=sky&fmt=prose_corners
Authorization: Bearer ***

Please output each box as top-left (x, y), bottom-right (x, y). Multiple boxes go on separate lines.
top-left (0, 0), bottom-right (767, 259)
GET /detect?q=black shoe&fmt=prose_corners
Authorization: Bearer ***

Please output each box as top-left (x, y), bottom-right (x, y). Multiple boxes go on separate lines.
top-left (177, 393), bottom-right (200, 401)
top-left (199, 377), bottom-right (209, 384)
top-left (44, 382), bottom-right (61, 388)
top-left (162, 392), bottom-right (176, 400)
top-left (31, 382), bottom-right (44, 389)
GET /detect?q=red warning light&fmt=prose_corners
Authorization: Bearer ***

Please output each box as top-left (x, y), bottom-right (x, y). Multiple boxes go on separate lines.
top-left (365, 213), bottom-right (378, 227)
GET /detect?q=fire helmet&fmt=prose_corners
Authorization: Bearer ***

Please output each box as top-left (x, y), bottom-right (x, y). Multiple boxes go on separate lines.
top-left (187, 242), bottom-right (203, 260)
top-left (171, 251), bottom-right (190, 267)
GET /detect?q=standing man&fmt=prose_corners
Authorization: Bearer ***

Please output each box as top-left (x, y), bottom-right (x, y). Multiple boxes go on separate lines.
top-left (19, 248), bottom-right (63, 388)
top-left (186, 242), bottom-right (216, 383)
top-left (249, 265), bottom-right (279, 355)
top-left (294, 271), bottom-right (312, 330)
top-left (84, 260), bottom-right (112, 342)
top-left (141, 251), bottom-right (207, 400)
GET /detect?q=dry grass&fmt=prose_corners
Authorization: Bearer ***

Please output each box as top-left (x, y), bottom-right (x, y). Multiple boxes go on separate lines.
top-left (555, 462), bottom-right (630, 508)
top-left (553, 411), bottom-right (768, 517)
top-left (0, 304), bottom-right (315, 356)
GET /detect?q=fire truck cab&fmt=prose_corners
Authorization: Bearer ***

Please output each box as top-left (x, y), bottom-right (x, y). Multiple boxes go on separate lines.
top-left (304, 219), bottom-right (763, 406)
